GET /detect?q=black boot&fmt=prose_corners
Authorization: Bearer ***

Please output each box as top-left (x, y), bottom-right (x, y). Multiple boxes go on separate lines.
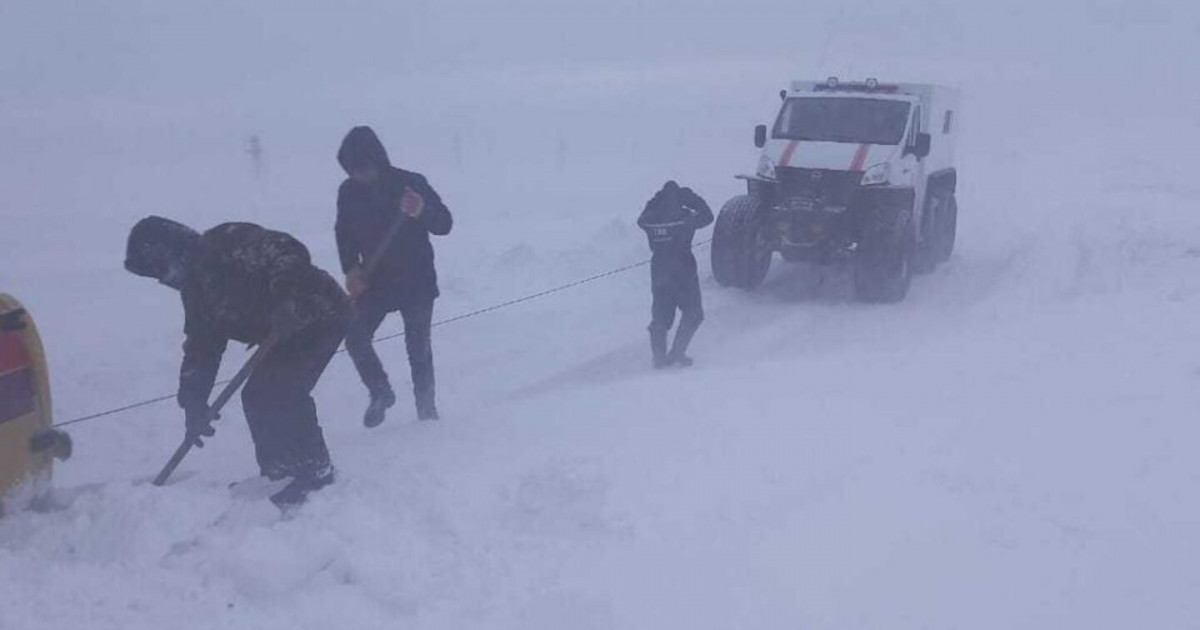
top-left (649, 328), bottom-right (670, 369)
top-left (363, 386), bottom-right (396, 428)
top-left (416, 398), bottom-right (439, 421)
top-left (415, 371), bottom-right (438, 420)
top-left (260, 465), bottom-right (289, 482)
top-left (668, 316), bottom-right (701, 368)
top-left (269, 467), bottom-right (335, 508)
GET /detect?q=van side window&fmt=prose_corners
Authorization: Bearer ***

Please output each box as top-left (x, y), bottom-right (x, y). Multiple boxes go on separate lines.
top-left (943, 110), bottom-right (954, 134)
top-left (908, 106), bottom-right (922, 147)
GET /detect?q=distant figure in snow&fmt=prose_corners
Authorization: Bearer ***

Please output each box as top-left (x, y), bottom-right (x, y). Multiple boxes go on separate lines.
top-left (638, 181), bottom-right (714, 368)
top-left (335, 126), bottom-right (453, 427)
top-left (246, 134), bottom-right (265, 180)
top-left (124, 217), bottom-right (348, 507)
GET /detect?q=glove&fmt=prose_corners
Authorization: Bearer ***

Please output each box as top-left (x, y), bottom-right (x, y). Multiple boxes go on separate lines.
top-left (185, 405), bottom-right (218, 448)
top-left (400, 188), bottom-right (425, 219)
top-left (345, 268), bottom-right (369, 300)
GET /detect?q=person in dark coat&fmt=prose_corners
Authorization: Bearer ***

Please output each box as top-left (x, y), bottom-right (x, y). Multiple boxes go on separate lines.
top-left (335, 126), bottom-right (453, 426)
top-left (638, 181), bottom-right (714, 368)
top-left (124, 217), bottom-right (349, 507)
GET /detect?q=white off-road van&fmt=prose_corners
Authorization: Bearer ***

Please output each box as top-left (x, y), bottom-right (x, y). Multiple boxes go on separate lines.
top-left (712, 78), bottom-right (960, 302)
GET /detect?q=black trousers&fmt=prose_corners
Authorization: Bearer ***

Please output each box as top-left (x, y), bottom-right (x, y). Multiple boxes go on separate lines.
top-left (345, 296), bottom-right (436, 412)
top-left (240, 317), bottom-right (343, 479)
top-left (649, 254), bottom-right (704, 356)
top-left (649, 256), bottom-right (704, 333)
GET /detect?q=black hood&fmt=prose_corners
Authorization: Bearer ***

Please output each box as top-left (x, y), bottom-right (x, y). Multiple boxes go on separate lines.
top-left (125, 216), bottom-right (199, 286)
top-left (642, 180), bottom-right (684, 223)
top-left (337, 126), bottom-right (392, 174)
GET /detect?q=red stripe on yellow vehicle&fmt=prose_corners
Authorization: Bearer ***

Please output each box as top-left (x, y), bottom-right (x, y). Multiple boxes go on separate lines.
top-left (0, 331), bottom-right (31, 376)
top-left (0, 368), bottom-right (36, 425)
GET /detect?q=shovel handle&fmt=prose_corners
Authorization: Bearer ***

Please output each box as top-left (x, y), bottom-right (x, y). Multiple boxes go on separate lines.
top-left (152, 337), bottom-right (277, 487)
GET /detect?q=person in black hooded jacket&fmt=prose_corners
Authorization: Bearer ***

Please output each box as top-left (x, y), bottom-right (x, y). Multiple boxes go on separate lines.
top-left (335, 126), bottom-right (453, 426)
top-left (638, 181), bottom-right (714, 368)
top-left (124, 217), bottom-right (349, 507)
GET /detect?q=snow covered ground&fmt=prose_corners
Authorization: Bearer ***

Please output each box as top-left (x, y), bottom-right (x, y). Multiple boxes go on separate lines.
top-left (3, 1), bottom-right (1200, 628)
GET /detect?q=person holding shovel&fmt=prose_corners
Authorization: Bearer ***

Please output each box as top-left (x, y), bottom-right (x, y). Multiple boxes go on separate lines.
top-left (124, 217), bottom-right (349, 506)
top-left (335, 126), bottom-right (453, 427)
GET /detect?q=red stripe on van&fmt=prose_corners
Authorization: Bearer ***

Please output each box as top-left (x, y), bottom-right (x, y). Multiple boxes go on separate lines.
top-left (779, 140), bottom-right (800, 166)
top-left (849, 143), bottom-right (870, 171)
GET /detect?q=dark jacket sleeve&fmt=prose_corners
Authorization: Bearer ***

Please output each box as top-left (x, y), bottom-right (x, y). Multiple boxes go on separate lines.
top-left (178, 295), bottom-right (228, 411)
top-left (335, 181), bottom-right (362, 273)
top-left (637, 197), bottom-right (656, 229)
top-left (412, 174), bottom-right (453, 236)
top-left (681, 188), bottom-right (714, 230)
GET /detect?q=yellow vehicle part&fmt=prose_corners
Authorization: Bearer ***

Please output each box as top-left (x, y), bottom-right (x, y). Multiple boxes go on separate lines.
top-left (0, 293), bottom-right (60, 508)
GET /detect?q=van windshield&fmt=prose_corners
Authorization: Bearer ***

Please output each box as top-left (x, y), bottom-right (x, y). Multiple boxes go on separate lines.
top-left (773, 97), bottom-right (910, 145)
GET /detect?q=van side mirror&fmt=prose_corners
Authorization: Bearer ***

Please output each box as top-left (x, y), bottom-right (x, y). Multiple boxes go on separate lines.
top-left (912, 132), bottom-right (931, 159)
top-left (754, 125), bottom-right (768, 148)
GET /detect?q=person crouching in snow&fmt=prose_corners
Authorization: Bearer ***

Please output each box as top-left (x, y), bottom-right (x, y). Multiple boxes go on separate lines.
top-left (124, 217), bottom-right (349, 507)
top-left (638, 181), bottom-right (714, 368)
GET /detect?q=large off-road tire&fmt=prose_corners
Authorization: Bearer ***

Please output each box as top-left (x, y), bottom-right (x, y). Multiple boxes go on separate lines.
top-left (911, 221), bottom-right (937, 276)
top-left (711, 195), bottom-right (772, 289)
top-left (913, 188), bottom-right (959, 273)
top-left (912, 190), bottom-right (939, 275)
top-left (854, 214), bottom-right (914, 303)
top-left (934, 193), bottom-right (957, 263)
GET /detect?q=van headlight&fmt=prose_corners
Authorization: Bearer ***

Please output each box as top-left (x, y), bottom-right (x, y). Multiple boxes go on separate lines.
top-left (860, 163), bottom-right (891, 186)
top-left (757, 155), bottom-right (776, 180)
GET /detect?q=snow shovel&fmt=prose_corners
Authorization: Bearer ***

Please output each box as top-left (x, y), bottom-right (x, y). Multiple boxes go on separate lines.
top-left (152, 335), bottom-right (277, 487)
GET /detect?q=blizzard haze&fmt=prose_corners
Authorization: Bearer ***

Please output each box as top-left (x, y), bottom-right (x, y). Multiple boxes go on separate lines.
top-left (2, 1), bottom-right (1200, 629)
